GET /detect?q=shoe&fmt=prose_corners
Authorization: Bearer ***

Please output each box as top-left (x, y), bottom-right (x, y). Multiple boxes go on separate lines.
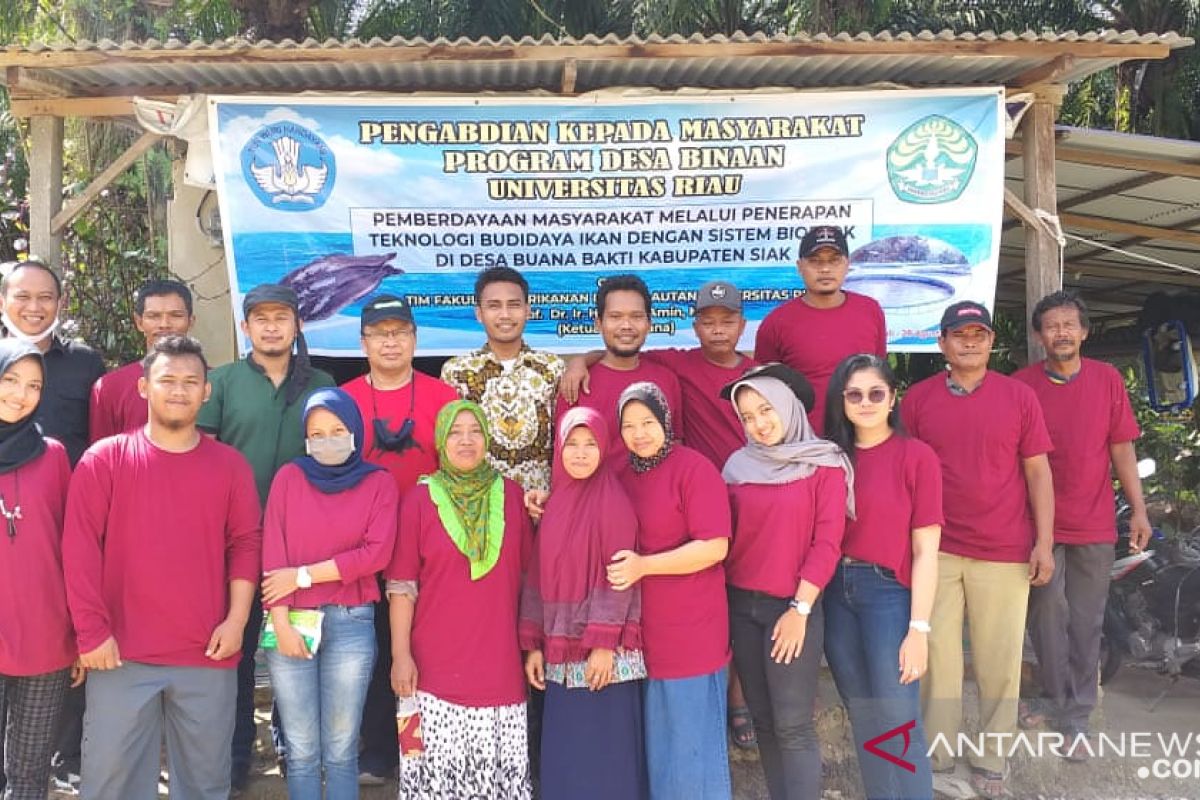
top-left (1059, 725), bottom-right (1094, 762)
top-left (358, 769), bottom-right (389, 786)
top-left (51, 758), bottom-right (81, 795)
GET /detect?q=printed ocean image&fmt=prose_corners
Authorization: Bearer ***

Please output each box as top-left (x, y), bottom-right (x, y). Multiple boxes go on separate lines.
top-left (231, 223), bottom-right (993, 356)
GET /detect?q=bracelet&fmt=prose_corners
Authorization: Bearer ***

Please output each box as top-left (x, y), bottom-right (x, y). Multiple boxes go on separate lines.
top-left (909, 619), bottom-right (931, 634)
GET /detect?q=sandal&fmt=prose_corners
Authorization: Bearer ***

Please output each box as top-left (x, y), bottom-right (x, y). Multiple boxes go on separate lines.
top-left (728, 705), bottom-right (757, 750)
top-left (1018, 699), bottom-right (1048, 729)
top-left (969, 766), bottom-right (1010, 799)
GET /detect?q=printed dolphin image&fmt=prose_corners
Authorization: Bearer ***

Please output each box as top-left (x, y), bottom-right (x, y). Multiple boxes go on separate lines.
top-left (280, 252), bottom-right (404, 321)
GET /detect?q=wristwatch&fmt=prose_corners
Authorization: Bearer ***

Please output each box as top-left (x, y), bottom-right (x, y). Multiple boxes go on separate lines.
top-left (788, 599), bottom-right (812, 617)
top-left (296, 565), bottom-right (313, 589)
top-left (909, 619), bottom-right (931, 634)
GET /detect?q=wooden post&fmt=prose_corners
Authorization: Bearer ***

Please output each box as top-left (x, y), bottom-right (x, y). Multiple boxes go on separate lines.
top-left (28, 115), bottom-right (64, 271)
top-left (1021, 99), bottom-right (1061, 364)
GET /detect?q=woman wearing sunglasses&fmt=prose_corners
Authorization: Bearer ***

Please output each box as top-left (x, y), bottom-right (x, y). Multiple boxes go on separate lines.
top-left (0, 340), bottom-right (84, 799)
top-left (822, 354), bottom-right (941, 800)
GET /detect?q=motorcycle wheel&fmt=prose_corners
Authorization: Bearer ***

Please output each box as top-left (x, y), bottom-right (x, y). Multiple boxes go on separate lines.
top-left (1099, 635), bottom-right (1123, 685)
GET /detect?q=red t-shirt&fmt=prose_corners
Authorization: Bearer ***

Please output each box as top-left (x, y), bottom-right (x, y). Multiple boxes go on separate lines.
top-left (0, 440), bottom-right (76, 676)
top-left (1012, 358), bottom-right (1140, 545)
top-left (341, 372), bottom-right (460, 492)
top-left (88, 362), bottom-right (146, 444)
top-left (754, 292), bottom-right (887, 433)
top-left (727, 467), bottom-right (847, 597)
top-left (387, 479), bottom-right (532, 707)
top-left (262, 464), bottom-right (398, 609)
top-left (63, 431), bottom-right (262, 668)
top-left (555, 360), bottom-right (683, 459)
top-left (645, 349), bottom-right (758, 469)
top-left (841, 434), bottom-right (944, 588)
top-left (616, 446), bottom-right (731, 680)
top-left (901, 372), bottom-right (1053, 563)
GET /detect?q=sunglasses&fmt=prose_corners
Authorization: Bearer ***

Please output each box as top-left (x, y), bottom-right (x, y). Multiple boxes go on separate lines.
top-left (843, 387), bottom-right (889, 405)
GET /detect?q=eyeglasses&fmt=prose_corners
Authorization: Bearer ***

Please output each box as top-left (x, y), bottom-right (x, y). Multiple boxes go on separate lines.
top-left (363, 328), bottom-right (415, 342)
top-left (843, 387), bottom-right (889, 405)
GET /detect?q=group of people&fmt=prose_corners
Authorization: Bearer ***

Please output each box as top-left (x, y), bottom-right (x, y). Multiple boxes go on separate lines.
top-left (0, 221), bottom-right (1149, 800)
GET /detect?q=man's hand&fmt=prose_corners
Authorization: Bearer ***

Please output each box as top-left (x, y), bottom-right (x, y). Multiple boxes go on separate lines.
top-left (70, 658), bottom-right (87, 687)
top-left (1128, 508), bottom-right (1153, 553)
top-left (1029, 543), bottom-right (1055, 587)
top-left (391, 651), bottom-right (419, 697)
top-left (79, 637), bottom-right (121, 671)
top-left (558, 356), bottom-right (591, 404)
top-left (206, 617), bottom-right (245, 661)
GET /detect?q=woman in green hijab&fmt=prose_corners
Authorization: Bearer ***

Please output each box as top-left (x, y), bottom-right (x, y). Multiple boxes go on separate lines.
top-left (385, 400), bottom-right (535, 799)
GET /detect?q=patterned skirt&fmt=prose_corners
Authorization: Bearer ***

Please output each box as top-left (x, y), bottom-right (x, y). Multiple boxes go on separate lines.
top-left (397, 691), bottom-right (532, 800)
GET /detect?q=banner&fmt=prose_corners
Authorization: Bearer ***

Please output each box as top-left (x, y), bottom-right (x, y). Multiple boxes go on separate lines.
top-left (209, 90), bottom-right (1004, 356)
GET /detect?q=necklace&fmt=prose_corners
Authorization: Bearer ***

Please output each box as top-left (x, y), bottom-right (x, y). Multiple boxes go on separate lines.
top-left (0, 469), bottom-right (22, 541)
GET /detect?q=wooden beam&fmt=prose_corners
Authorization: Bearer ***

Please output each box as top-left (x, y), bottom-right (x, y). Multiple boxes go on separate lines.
top-left (7, 95), bottom-right (165, 118)
top-left (28, 116), bottom-right (64, 269)
top-left (1003, 186), bottom-right (1042, 230)
top-left (1059, 212), bottom-right (1200, 247)
top-left (0, 38), bottom-right (1174, 72)
top-left (1001, 171), bottom-right (1166, 232)
top-left (4, 66), bottom-right (69, 96)
top-left (1022, 100), bottom-right (1061, 362)
top-left (1010, 55), bottom-right (1076, 89)
top-left (51, 131), bottom-right (162, 235)
top-left (1007, 140), bottom-right (1200, 180)
top-left (560, 58), bottom-right (577, 95)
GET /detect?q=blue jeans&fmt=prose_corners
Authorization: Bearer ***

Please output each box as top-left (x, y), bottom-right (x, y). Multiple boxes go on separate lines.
top-left (824, 562), bottom-right (932, 800)
top-left (266, 604), bottom-right (377, 800)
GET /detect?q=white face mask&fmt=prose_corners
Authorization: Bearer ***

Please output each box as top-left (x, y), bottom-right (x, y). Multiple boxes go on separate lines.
top-left (306, 433), bottom-right (355, 467)
top-left (1, 310), bottom-right (59, 345)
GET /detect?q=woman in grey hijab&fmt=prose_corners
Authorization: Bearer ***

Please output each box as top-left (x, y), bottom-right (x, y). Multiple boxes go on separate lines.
top-left (719, 363), bottom-right (852, 800)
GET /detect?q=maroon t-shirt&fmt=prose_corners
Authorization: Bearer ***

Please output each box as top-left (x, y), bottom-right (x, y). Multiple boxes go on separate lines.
top-left (0, 440), bottom-right (76, 676)
top-left (387, 479), bottom-right (532, 707)
top-left (555, 360), bottom-right (683, 459)
top-left (1013, 358), bottom-right (1140, 545)
top-left (262, 464), bottom-right (398, 609)
top-left (753, 291), bottom-right (887, 433)
top-left (63, 431), bottom-right (263, 667)
top-left (901, 372), bottom-right (1052, 563)
top-left (89, 362), bottom-right (146, 444)
top-left (617, 446), bottom-right (731, 680)
top-left (841, 434), bottom-right (944, 588)
top-left (727, 466), bottom-right (847, 597)
top-left (341, 372), bottom-right (460, 492)
top-left (645, 348), bottom-right (758, 469)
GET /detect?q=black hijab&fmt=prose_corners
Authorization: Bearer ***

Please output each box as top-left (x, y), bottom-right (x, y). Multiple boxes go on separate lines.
top-left (0, 340), bottom-right (46, 474)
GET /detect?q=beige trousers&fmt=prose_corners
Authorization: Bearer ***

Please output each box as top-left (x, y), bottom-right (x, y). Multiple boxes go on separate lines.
top-left (921, 552), bottom-right (1030, 774)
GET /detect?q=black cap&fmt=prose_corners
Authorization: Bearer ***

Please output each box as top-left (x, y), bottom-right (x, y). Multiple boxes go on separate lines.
top-left (719, 362), bottom-right (816, 413)
top-left (361, 294), bottom-right (415, 330)
top-left (939, 300), bottom-right (993, 334)
top-left (798, 226), bottom-right (848, 259)
top-left (243, 284), bottom-right (299, 318)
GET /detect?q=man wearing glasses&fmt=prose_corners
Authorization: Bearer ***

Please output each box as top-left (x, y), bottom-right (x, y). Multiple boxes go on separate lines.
top-left (341, 293), bottom-right (458, 784)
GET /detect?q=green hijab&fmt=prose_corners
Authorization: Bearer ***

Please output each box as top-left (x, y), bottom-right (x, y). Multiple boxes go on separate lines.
top-left (422, 400), bottom-right (505, 580)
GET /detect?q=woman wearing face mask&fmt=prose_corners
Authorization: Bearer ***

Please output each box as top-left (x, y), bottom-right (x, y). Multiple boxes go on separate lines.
top-left (0, 340), bottom-right (83, 800)
top-left (721, 363), bottom-right (853, 800)
top-left (607, 382), bottom-right (732, 800)
top-left (386, 400), bottom-right (534, 799)
top-left (260, 387), bottom-right (399, 800)
top-left (519, 407), bottom-right (647, 800)
top-left (823, 354), bottom-right (940, 800)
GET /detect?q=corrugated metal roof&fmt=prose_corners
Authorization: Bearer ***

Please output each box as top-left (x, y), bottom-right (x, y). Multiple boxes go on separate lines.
top-left (1000, 126), bottom-right (1200, 324)
top-left (0, 29), bottom-right (1191, 98)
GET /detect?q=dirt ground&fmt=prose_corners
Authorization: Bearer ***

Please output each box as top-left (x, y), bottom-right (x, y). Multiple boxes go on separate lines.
top-left (50, 662), bottom-right (1200, 799)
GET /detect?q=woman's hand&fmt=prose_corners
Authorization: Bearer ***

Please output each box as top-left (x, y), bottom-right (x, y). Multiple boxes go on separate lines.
top-left (524, 649), bottom-right (546, 691)
top-left (262, 568), bottom-right (299, 605)
top-left (898, 629), bottom-right (927, 685)
top-left (274, 621), bottom-right (311, 661)
top-left (391, 651), bottom-right (419, 697)
top-left (770, 610), bottom-right (808, 665)
top-left (585, 648), bottom-right (615, 692)
top-left (524, 490), bottom-right (549, 522)
top-left (607, 550), bottom-right (645, 591)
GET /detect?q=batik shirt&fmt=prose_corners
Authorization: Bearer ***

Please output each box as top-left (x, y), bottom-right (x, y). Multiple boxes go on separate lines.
top-left (441, 344), bottom-right (564, 492)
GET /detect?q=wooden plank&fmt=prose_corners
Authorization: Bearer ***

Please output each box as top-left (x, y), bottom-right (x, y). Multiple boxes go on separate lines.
top-left (51, 131), bottom-right (161, 234)
top-left (1022, 100), bottom-right (1061, 362)
top-left (1007, 140), bottom-right (1200, 180)
top-left (1011, 54), bottom-right (1076, 88)
top-left (0, 38), bottom-right (1174, 71)
top-left (7, 95), bottom-right (162, 118)
top-left (1003, 186), bottom-right (1042, 230)
top-left (561, 58), bottom-right (577, 94)
top-left (1059, 212), bottom-right (1200, 247)
top-left (28, 116), bottom-right (64, 269)
top-left (5, 66), bottom-right (69, 96)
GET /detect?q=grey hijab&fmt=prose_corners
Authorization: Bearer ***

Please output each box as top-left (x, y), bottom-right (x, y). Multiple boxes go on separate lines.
top-left (722, 375), bottom-right (855, 518)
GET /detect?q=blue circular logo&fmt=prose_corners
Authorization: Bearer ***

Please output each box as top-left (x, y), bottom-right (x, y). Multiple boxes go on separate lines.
top-left (240, 122), bottom-right (336, 211)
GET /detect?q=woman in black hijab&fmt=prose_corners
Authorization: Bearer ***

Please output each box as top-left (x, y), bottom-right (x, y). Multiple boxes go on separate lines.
top-left (0, 339), bottom-right (83, 799)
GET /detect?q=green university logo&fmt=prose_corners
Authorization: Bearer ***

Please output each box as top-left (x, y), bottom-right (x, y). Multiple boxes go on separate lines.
top-left (886, 115), bottom-right (977, 203)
